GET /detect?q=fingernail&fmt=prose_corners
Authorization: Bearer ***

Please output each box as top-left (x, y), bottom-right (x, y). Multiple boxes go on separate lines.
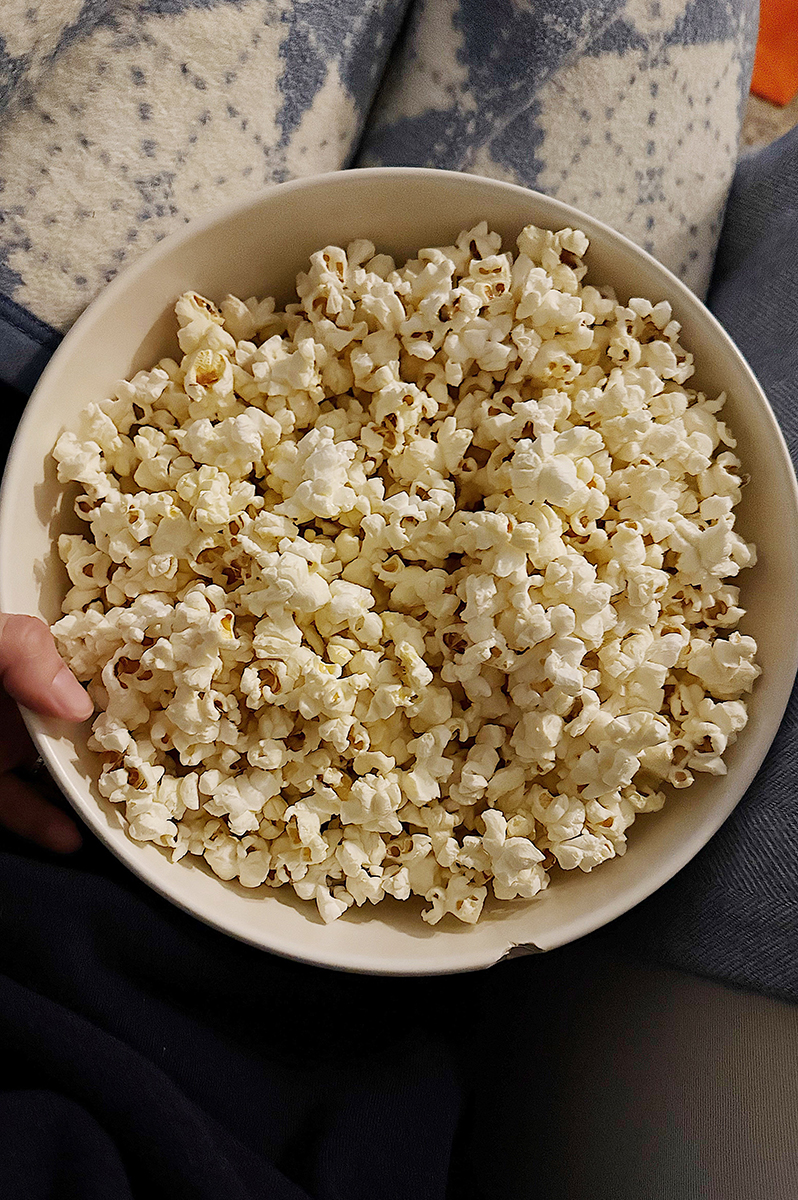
top-left (46, 814), bottom-right (83, 854)
top-left (51, 666), bottom-right (94, 721)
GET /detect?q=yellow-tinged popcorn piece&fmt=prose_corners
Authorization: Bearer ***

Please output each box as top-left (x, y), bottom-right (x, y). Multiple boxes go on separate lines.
top-left (52, 222), bottom-right (759, 926)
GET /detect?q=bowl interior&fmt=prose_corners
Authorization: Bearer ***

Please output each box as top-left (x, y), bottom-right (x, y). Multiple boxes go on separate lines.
top-left (2, 168), bottom-right (797, 975)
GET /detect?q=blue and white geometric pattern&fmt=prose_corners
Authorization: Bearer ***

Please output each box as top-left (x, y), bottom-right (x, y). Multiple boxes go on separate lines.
top-left (0, 0), bottom-right (756, 390)
top-left (358, 0), bottom-right (759, 296)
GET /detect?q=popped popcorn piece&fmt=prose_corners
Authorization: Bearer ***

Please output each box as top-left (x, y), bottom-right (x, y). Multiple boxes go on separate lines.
top-left (51, 223), bottom-right (758, 926)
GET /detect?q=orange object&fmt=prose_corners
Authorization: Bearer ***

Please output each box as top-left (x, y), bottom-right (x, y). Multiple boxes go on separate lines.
top-left (750, 0), bottom-right (798, 106)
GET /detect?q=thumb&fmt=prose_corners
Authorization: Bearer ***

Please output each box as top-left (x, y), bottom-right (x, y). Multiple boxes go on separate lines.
top-left (0, 614), bottom-right (94, 721)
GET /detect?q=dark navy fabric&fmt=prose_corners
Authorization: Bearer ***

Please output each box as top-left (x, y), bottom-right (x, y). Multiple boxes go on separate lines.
top-left (0, 295), bottom-right (61, 395)
top-left (3, 816), bottom-right (695, 1200)
top-left (0, 830), bottom-right (466, 1200)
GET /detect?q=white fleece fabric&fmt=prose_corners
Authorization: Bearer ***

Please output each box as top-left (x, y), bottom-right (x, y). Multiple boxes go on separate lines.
top-left (0, 0), bottom-right (757, 389)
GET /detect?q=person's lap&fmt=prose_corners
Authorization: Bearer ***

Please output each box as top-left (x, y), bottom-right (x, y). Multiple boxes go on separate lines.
top-left (457, 941), bottom-right (798, 1199)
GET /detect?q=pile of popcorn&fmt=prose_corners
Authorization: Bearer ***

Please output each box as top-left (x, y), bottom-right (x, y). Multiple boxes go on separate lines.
top-left (51, 221), bottom-right (760, 925)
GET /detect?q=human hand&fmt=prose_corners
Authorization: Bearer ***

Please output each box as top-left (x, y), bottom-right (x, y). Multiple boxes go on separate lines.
top-left (0, 614), bottom-right (93, 853)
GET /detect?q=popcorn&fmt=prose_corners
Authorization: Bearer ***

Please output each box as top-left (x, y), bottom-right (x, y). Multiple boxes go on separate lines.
top-left (52, 221), bottom-right (758, 927)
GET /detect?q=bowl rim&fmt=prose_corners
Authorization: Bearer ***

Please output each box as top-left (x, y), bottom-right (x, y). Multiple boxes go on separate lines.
top-left (2, 165), bottom-right (798, 975)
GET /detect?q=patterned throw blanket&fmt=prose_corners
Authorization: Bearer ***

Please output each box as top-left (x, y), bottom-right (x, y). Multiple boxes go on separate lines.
top-left (1, 0), bottom-right (756, 385)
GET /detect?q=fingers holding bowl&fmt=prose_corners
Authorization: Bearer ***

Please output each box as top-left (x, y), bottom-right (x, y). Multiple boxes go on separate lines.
top-left (0, 613), bottom-right (90, 853)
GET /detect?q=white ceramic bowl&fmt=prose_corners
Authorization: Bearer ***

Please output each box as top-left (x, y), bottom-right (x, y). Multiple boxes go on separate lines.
top-left (2, 168), bottom-right (797, 975)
